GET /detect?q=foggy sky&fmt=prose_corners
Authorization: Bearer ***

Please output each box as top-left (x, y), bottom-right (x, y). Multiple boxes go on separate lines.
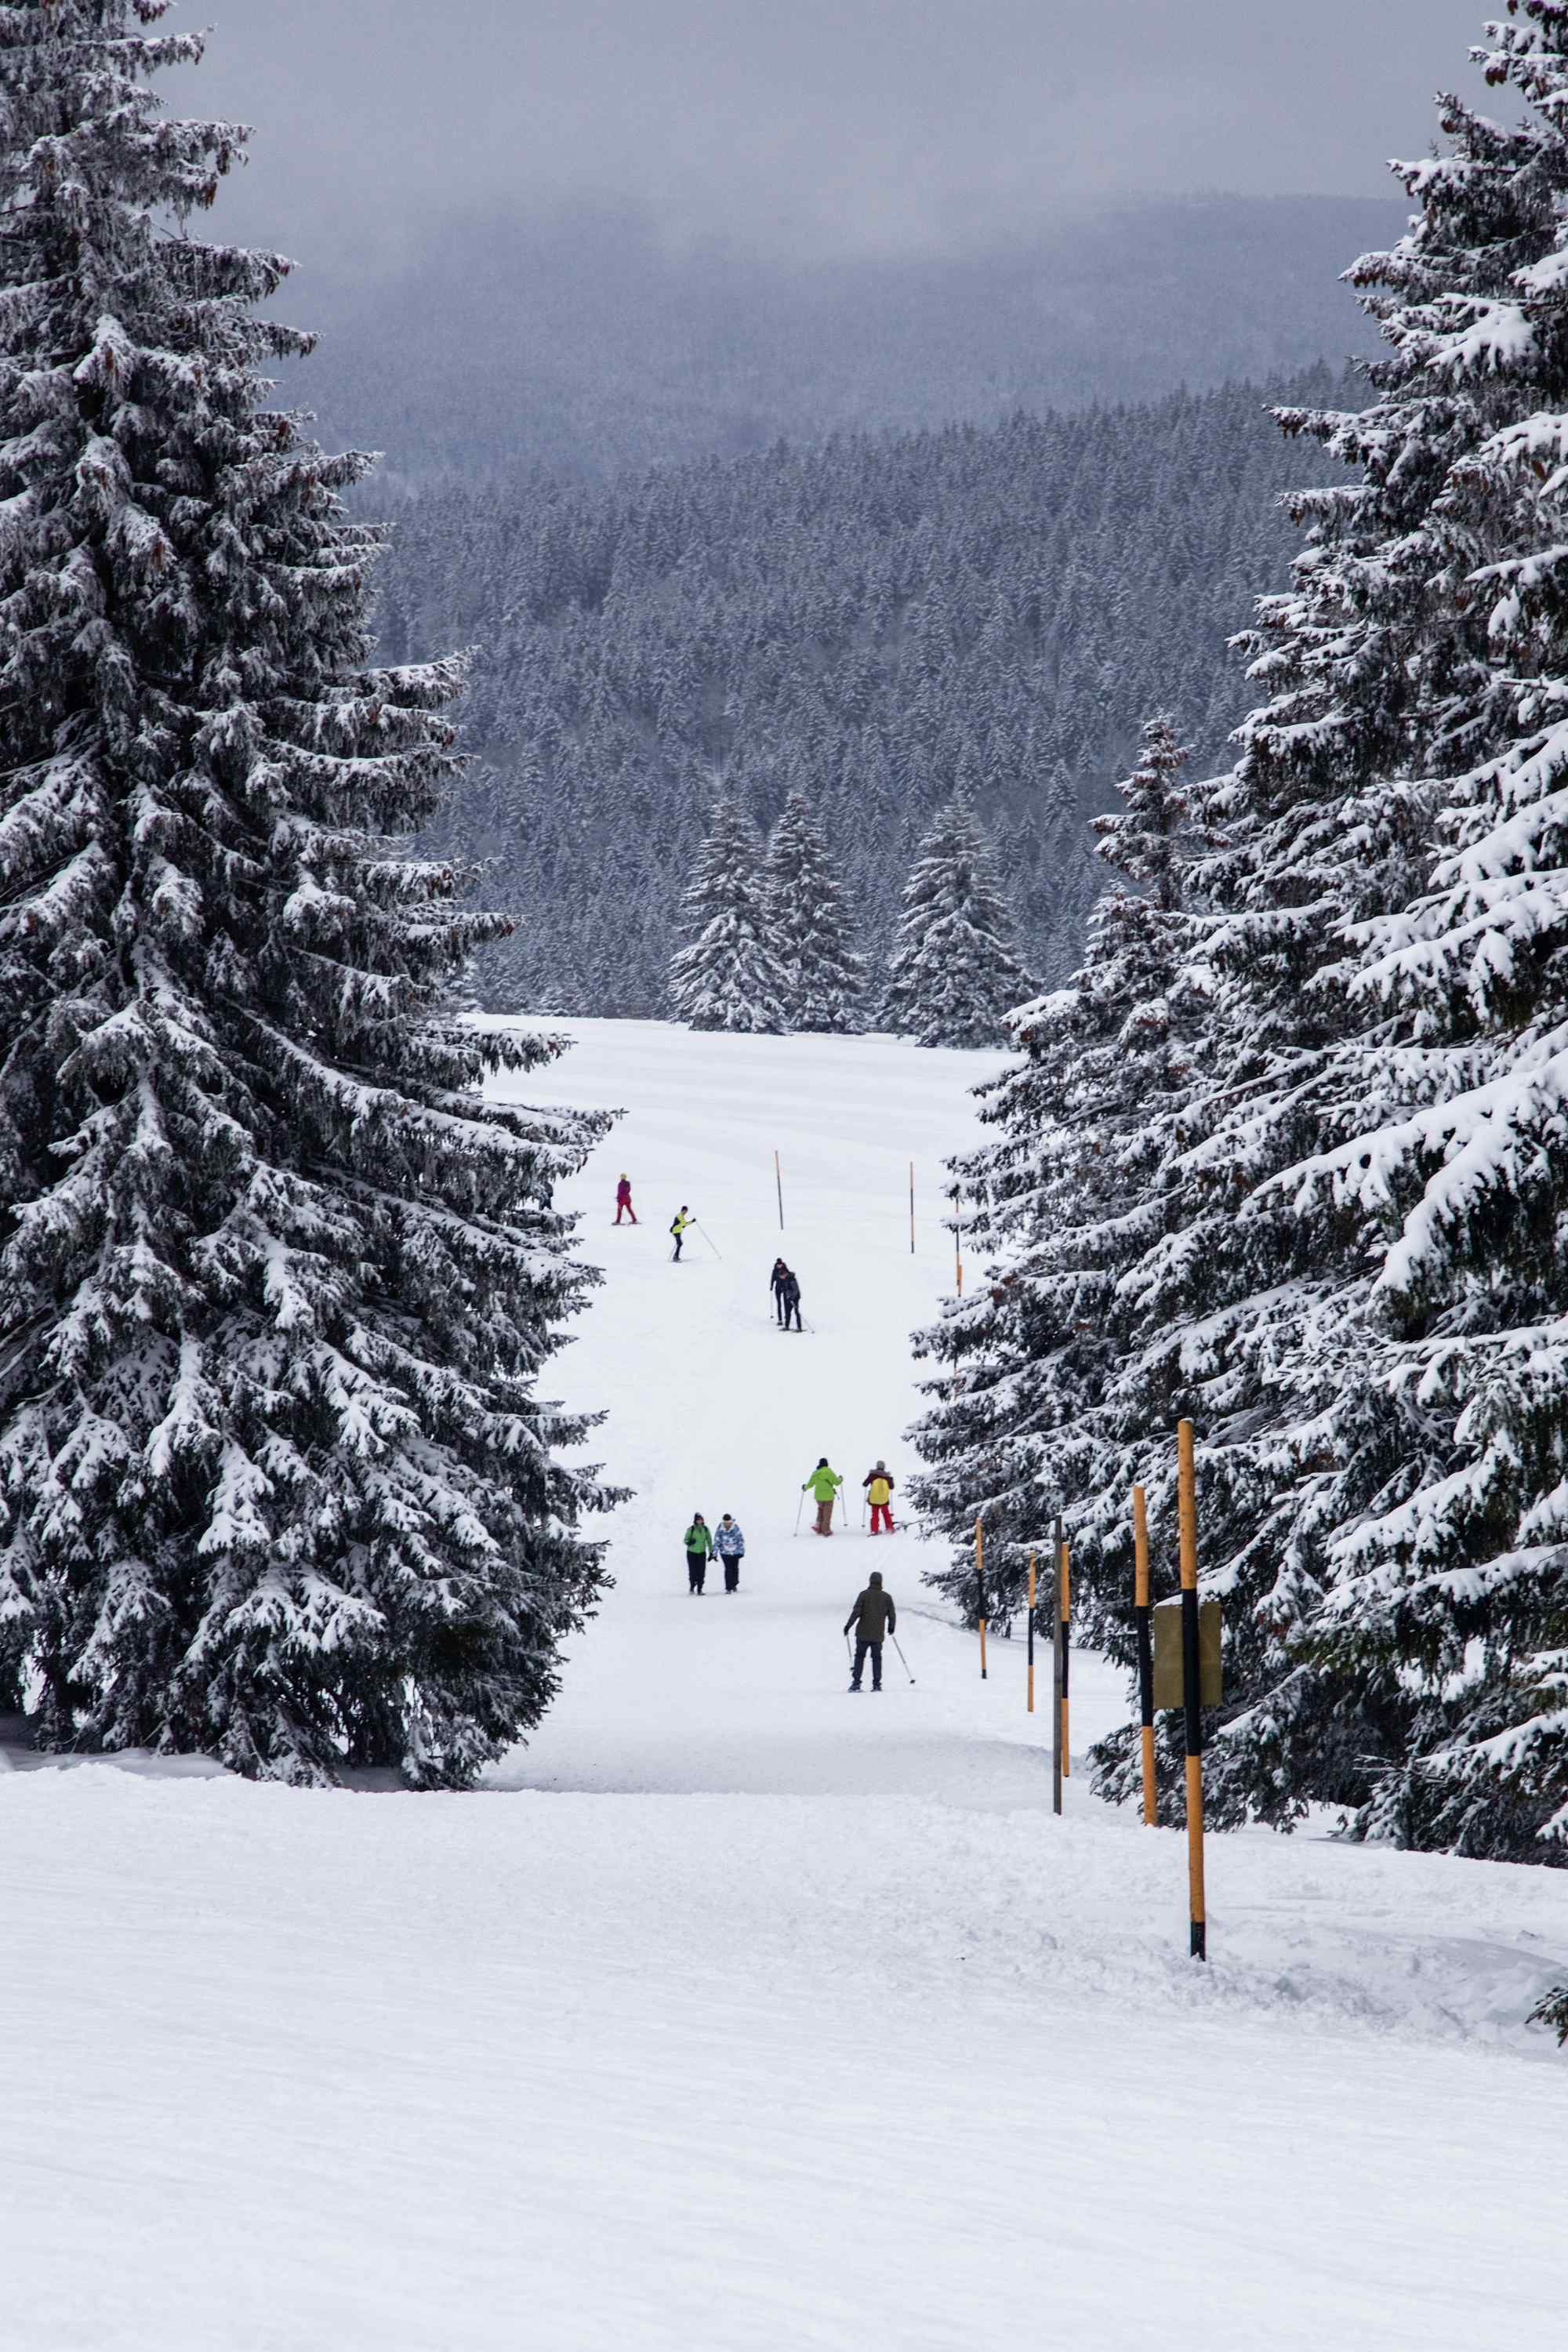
top-left (185, 1), bottom-right (1499, 270)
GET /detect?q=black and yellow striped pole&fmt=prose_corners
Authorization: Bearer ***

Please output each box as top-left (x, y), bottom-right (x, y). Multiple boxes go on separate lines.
top-left (1176, 1420), bottom-right (1207, 1960)
top-left (976, 1517), bottom-right (987, 1678)
top-left (1058, 1528), bottom-right (1071, 1777)
top-left (1026, 1552), bottom-right (1036, 1714)
top-left (1133, 1483), bottom-right (1156, 1826)
top-left (1051, 1515), bottom-right (1064, 1815)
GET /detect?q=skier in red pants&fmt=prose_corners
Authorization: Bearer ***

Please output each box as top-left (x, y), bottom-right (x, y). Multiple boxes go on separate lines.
top-left (615, 1174), bottom-right (637, 1225)
top-left (862, 1461), bottom-right (896, 1534)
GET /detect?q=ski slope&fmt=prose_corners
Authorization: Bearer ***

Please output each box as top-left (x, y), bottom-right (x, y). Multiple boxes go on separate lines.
top-left (489, 1014), bottom-right (1134, 1803)
top-left (4, 1018), bottom-right (1566, 2352)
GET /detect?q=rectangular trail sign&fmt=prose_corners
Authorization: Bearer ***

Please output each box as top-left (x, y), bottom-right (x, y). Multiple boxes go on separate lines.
top-left (1152, 1597), bottom-right (1221, 1709)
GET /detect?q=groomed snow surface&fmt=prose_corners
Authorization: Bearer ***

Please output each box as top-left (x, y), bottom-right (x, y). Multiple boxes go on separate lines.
top-left (6, 1018), bottom-right (1566, 2351)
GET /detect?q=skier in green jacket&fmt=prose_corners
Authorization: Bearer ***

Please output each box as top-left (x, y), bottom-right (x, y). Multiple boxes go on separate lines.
top-left (670, 1207), bottom-right (695, 1261)
top-left (684, 1512), bottom-right (713, 1594)
top-left (802, 1458), bottom-right (844, 1537)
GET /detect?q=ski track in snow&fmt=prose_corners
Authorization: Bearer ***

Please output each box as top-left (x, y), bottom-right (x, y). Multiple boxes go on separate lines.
top-left (4, 1018), bottom-right (1566, 2352)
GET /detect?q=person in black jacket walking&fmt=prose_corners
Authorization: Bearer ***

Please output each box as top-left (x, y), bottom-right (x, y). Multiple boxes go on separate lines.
top-left (844, 1570), bottom-right (896, 1690)
top-left (779, 1266), bottom-right (803, 1331)
top-left (769, 1258), bottom-right (789, 1323)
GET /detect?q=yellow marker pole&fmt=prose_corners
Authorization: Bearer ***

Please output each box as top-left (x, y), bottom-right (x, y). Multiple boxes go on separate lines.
top-left (1058, 1531), bottom-right (1071, 1777)
top-left (976, 1517), bottom-right (987, 1679)
top-left (1133, 1483), bottom-right (1156, 1826)
top-left (1026, 1552), bottom-right (1036, 1713)
top-left (774, 1149), bottom-right (784, 1231)
top-left (1177, 1419), bottom-right (1207, 1961)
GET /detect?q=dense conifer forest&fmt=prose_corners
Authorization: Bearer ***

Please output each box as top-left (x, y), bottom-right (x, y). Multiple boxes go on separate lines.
top-left (379, 376), bottom-right (1346, 1015)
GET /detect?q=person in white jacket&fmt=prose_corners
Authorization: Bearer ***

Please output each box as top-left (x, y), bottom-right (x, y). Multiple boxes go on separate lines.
top-left (713, 1515), bottom-right (746, 1592)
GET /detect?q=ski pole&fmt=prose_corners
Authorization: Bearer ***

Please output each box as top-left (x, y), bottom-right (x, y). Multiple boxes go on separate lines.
top-left (890, 1632), bottom-right (916, 1685)
top-left (695, 1219), bottom-right (723, 1262)
top-left (794, 1490), bottom-right (805, 1536)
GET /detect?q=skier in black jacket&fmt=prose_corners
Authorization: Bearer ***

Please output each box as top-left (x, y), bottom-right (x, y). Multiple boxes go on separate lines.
top-left (844, 1572), bottom-right (896, 1690)
top-left (769, 1258), bottom-right (789, 1323)
top-left (779, 1267), bottom-right (802, 1331)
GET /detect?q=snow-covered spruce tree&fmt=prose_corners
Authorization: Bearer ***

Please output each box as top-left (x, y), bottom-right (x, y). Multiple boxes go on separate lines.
top-left (762, 790), bottom-right (866, 1032)
top-left (913, 22), bottom-right (1545, 1833)
top-left (0, 2), bottom-right (615, 1784)
top-left (906, 720), bottom-right (1213, 1650)
top-left (667, 794), bottom-right (789, 1032)
top-left (1076, 5), bottom-right (1568, 1840)
top-left (882, 797), bottom-right (1029, 1048)
top-left (1244, 2), bottom-right (1568, 1868)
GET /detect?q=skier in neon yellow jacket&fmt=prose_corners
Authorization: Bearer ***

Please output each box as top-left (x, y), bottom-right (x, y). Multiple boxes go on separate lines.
top-left (802, 1458), bottom-right (844, 1537)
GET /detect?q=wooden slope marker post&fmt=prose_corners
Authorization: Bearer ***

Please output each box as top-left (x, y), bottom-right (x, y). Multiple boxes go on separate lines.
top-left (976, 1517), bottom-right (987, 1679)
top-left (1133, 1483), bottom-right (1156, 1825)
top-left (1058, 1525), bottom-right (1071, 1777)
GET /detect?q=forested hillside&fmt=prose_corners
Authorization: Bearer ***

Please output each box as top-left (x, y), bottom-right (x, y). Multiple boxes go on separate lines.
top-left (292, 197), bottom-right (1390, 484)
top-left (377, 374), bottom-right (1346, 1014)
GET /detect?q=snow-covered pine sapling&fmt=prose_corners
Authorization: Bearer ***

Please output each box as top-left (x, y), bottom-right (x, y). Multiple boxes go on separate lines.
top-left (1531, 1982), bottom-right (1568, 2045)
top-left (763, 790), bottom-right (866, 1033)
top-left (882, 795), bottom-right (1030, 1049)
top-left (668, 794), bottom-right (790, 1033)
top-left (0, 1), bottom-right (618, 1785)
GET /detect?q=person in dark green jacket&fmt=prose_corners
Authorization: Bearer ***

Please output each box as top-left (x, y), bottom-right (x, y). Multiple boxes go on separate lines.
top-left (803, 1458), bottom-right (844, 1536)
top-left (684, 1512), bottom-right (713, 1594)
top-left (844, 1570), bottom-right (896, 1690)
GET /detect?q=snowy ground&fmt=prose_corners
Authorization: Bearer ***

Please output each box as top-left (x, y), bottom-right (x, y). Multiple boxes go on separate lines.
top-left (5, 1018), bottom-right (1566, 2352)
